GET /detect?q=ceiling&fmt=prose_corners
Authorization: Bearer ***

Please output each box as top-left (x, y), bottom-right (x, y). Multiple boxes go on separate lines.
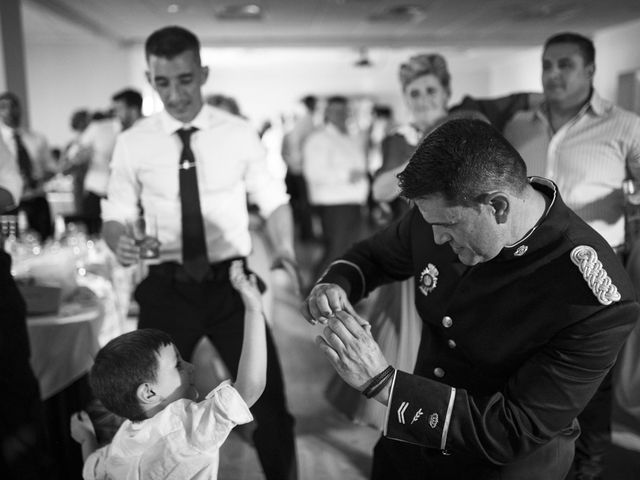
top-left (22, 0), bottom-right (640, 49)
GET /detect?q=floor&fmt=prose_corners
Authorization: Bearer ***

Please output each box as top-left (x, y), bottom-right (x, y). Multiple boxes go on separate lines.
top-left (215, 239), bottom-right (640, 480)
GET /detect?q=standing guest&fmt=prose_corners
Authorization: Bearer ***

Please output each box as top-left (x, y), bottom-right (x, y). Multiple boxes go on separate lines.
top-left (71, 89), bottom-right (143, 235)
top-left (282, 95), bottom-right (319, 242)
top-left (303, 95), bottom-right (369, 280)
top-left (0, 137), bottom-right (51, 479)
top-left (0, 92), bottom-right (57, 240)
top-left (304, 119), bottom-right (639, 479)
top-left (62, 109), bottom-right (91, 216)
top-left (101, 26), bottom-right (298, 480)
top-left (503, 32), bottom-right (640, 479)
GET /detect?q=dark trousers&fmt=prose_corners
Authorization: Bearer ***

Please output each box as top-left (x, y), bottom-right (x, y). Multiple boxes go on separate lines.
top-left (135, 260), bottom-right (297, 480)
top-left (567, 370), bottom-right (613, 480)
top-left (372, 431), bottom-right (575, 480)
top-left (315, 203), bottom-right (365, 280)
top-left (81, 191), bottom-right (103, 236)
top-left (285, 173), bottom-right (315, 241)
top-left (8, 195), bottom-right (53, 241)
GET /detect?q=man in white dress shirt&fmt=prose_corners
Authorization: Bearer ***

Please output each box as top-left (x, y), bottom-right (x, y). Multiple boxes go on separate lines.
top-left (73, 89), bottom-right (142, 234)
top-left (0, 92), bottom-right (57, 240)
top-left (303, 95), bottom-right (369, 280)
top-left (503, 32), bottom-right (640, 480)
top-left (102, 26), bottom-right (298, 480)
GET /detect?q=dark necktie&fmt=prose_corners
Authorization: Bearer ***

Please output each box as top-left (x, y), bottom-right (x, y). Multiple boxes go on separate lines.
top-left (14, 131), bottom-right (36, 189)
top-left (176, 128), bottom-right (210, 281)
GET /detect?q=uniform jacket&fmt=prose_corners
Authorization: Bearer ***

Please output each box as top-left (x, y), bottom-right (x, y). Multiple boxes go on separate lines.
top-left (321, 178), bottom-right (639, 478)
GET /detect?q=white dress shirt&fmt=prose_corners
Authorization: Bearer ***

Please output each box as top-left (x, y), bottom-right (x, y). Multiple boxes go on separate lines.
top-left (83, 381), bottom-right (252, 480)
top-left (102, 105), bottom-right (289, 263)
top-left (78, 118), bottom-right (121, 197)
top-left (302, 123), bottom-right (369, 206)
top-left (0, 123), bottom-right (56, 187)
top-left (0, 135), bottom-right (22, 206)
top-left (504, 91), bottom-right (640, 247)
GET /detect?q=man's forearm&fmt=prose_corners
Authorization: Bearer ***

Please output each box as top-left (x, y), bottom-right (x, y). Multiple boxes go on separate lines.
top-left (264, 203), bottom-right (296, 260)
top-left (0, 188), bottom-right (16, 212)
top-left (102, 220), bottom-right (126, 254)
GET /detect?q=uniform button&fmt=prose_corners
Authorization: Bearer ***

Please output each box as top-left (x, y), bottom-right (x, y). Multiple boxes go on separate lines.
top-left (442, 316), bottom-right (453, 328)
top-left (434, 367), bottom-right (445, 378)
top-left (447, 339), bottom-right (457, 349)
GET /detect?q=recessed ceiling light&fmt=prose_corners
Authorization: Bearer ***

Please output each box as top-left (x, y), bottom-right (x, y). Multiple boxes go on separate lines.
top-left (369, 4), bottom-right (427, 22)
top-left (167, 4), bottom-right (180, 14)
top-left (215, 3), bottom-right (263, 20)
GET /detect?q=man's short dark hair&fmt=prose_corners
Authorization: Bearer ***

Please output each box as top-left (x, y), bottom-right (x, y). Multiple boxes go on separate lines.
top-left (90, 329), bottom-right (174, 422)
top-left (544, 32), bottom-right (595, 66)
top-left (301, 95), bottom-right (317, 112)
top-left (326, 95), bottom-right (348, 106)
top-left (0, 92), bottom-right (20, 106)
top-left (145, 26), bottom-right (201, 63)
top-left (398, 119), bottom-right (528, 205)
top-left (112, 88), bottom-right (143, 111)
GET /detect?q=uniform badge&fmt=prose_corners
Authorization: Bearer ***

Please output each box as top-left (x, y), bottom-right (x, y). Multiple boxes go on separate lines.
top-left (429, 413), bottom-right (439, 429)
top-left (570, 245), bottom-right (621, 305)
top-left (514, 245), bottom-right (528, 256)
top-left (419, 264), bottom-right (439, 296)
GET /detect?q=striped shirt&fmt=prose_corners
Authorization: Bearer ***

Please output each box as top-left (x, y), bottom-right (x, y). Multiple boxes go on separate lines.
top-left (504, 91), bottom-right (640, 247)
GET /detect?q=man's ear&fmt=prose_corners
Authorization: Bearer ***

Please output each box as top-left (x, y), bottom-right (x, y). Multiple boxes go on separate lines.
top-left (586, 62), bottom-right (595, 81)
top-left (200, 66), bottom-right (210, 85)
top-left (137, 383), bottom-right (158, 405)
top-left (486, 192), bottom-right (510, 224)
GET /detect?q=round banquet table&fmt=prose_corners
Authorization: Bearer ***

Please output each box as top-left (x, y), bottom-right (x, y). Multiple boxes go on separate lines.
top-left (26, 296), bottom-right (103, 480)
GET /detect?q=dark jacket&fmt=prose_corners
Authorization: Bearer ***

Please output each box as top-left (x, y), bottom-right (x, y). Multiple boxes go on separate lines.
top-left (321, 178), bottom-right (639, 479)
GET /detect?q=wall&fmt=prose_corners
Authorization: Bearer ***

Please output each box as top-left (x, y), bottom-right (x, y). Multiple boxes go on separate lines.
top-left (25, 39), bottom-right (129, 147)
top-left (594, 18), bottom-right (640, 104)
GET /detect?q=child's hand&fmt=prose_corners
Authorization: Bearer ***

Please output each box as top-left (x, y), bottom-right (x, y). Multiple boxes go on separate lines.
top-left (70, 410), bottom-right (96, 445)
top-left (229, 260), bottom-right (263, 312)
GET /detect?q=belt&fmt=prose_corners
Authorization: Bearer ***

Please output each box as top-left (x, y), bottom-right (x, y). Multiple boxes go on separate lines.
top-left (149, 258), bottom-right (244, 283)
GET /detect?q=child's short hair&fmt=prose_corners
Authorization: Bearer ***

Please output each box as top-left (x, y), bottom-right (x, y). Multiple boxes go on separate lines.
top-left (90, 329), bottom-right (174, 421)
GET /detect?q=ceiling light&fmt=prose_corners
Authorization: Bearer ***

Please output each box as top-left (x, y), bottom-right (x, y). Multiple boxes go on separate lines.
top-left (369, 4), bottom-right (427, 22)
top-left (167, 4), bottom-right (179, 14)
top-left (215, 3), bottom-right (263, 20)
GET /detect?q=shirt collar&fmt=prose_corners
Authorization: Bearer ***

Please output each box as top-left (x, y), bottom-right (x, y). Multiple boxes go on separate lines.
top-left (159, 104), bottom-right (219, 135)
top-left (496, 177), bottom-right (568, 261)
top-left (536, 89), bottom-right (610, 123)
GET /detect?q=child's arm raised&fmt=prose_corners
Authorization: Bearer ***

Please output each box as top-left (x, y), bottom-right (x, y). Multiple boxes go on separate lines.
top-left (229, 260), bottom-right (267, 407)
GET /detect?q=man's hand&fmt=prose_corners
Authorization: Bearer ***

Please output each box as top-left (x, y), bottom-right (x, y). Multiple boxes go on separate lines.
top-left (316, 311), bottom-right (389, 395)
top-left (302, 283), bottom-right (369, 327)
top-left (114, 231), bottom-right (140, 266)
top-left (70, 410), bottom-right (96, 445)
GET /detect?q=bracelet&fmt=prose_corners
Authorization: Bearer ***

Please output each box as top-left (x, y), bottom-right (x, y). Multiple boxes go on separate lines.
top-left (362, 365), bottom-right (395, 399)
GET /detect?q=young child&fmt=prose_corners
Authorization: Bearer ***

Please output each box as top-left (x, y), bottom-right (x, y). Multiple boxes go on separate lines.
top-left (70, 260), bottom-right (266, 479)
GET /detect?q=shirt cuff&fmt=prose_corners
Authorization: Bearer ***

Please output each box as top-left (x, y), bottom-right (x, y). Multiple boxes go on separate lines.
top-left (384, 370), bottom-right (456, 452)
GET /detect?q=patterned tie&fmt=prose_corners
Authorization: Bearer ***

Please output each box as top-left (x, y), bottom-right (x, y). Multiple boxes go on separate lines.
top-left (176, 128), bottom-right (210, 281)
top-left (14, 131), bottom-right (36, 189)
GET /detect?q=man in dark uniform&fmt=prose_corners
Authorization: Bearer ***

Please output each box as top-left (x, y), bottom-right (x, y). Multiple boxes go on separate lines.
top-left (303, 119), bottom-right (639, 479)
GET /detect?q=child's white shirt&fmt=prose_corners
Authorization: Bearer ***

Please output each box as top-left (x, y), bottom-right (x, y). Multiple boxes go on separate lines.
top-left (83, 380), bottom-right (252, 480)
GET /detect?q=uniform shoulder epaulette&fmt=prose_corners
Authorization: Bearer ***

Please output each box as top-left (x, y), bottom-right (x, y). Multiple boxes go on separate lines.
top-left (570, 245), bottom-right (621, 305)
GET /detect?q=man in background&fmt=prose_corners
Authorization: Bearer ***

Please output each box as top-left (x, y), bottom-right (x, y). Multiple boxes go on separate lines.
top-left (303, 95), bottom-right (369, 281)
top-left (71, 88), bottom-right (142, 234)
top-left (102, 26), bottom-right (299, 480)
top-left (0, 92), bottom-right (57, 240)
top-left (504, 32), bottom-right (640, 480)
top-left (282, 94), bottom-right (318, 242)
